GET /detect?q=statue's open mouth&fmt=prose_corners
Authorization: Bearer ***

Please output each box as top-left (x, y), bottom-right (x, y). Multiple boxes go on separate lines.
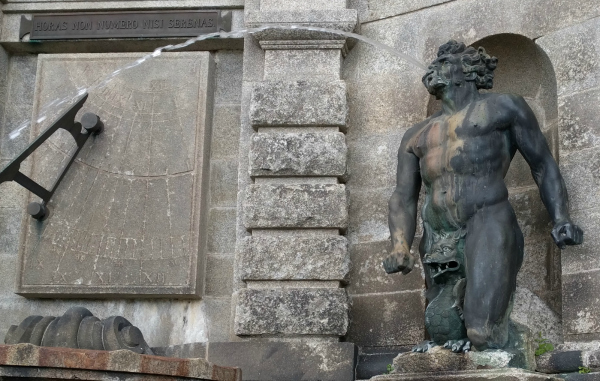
top-left (426, 260), bottom-right (460, 278)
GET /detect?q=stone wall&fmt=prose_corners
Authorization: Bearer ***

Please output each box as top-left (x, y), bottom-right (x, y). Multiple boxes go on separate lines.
top-left (0, 21), bottom-right (243, 346)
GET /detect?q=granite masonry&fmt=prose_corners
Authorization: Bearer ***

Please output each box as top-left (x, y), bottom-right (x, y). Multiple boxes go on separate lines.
top-left (0, 0), bottom-right (599, 380)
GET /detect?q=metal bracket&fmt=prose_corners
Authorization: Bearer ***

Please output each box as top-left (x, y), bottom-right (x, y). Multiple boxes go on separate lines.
top-left (0, 94), bottom-right (103, 220)
top-left (19, 15), bottom-right (33, 40)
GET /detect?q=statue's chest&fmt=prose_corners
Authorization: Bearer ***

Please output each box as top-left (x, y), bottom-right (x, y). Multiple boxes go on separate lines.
top-left (411, 113), bottom-right (494, 158)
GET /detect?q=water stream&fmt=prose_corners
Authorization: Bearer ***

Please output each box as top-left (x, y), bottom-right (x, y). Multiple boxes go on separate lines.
top-left (6, 25), bottom-right (427, 142)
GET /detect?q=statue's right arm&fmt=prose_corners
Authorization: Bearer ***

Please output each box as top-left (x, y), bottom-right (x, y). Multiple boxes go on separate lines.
top-left (383, 127), bottom-right (422, 275)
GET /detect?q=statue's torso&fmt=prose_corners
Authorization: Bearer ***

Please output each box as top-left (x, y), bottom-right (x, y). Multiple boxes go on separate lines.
top-left (408, 94), bottom-right (517, 231)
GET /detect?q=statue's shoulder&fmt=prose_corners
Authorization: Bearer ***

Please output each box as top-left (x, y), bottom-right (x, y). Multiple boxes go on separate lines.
top-left (481, 92), bottom-right (526, 110)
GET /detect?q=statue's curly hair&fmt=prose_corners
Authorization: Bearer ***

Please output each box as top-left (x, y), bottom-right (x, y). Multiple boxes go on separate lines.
top-left (436, 40), bottom-right (498, 89)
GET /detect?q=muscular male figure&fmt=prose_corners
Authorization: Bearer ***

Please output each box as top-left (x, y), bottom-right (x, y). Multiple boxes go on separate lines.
top-left (383, 40), bottom-right (582, 352)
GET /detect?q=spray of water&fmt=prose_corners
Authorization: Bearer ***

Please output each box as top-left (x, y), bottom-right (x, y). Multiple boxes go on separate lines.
top-left (7, 25), bottom-right (426, 141)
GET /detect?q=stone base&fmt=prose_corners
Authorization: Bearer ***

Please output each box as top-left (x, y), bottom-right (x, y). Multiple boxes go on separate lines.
top-left (207, 341), bottom-right (357, 381)
top-left (0, 344), bottom-right (240, 381)
top-left (390, 345), bottom-right (535, 374)
top-left (370, 369), bottom-right (560, 380)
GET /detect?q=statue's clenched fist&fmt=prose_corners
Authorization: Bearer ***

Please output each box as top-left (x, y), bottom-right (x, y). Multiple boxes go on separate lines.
top-left (383, 251), bottom-right (416, 275)
top-left (551, 221), bottom-right (583, 249)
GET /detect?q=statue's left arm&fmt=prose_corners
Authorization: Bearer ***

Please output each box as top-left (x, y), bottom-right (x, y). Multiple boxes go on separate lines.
top-left (507, 94), bottom-right (583, 248)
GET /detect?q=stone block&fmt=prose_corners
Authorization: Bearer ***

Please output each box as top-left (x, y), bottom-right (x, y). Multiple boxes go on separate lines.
top-left (211, 105), bottom-right (241, 159)
top-left (239, 235), bottom-right (349, 281)
top-left (559, 89), bottom-right (600, 153)
top-left (559, 147), bottom-right (600, 213)
top-left (249, 132), bottom-right (347, 177)
top-left (214, 50), bottom-right (243, 104)
top-left (204, 297), bottom-right (233, 342)
top-left (348, 187), bottom-right (394, 244)
top-left (209, 159), bottom-right (239, 207)
top-left (234, 288), bottom-right (348, 335)
top-left (260, 0), bottom-right (347, 10)
top-left (562, 208), bottom-right (600, 275)
top-left (243, 184), bottom-right (347, 229)
top-left (245, 10), bottom-right (358, 42)
top-left (347, 240), bottom-right (424, 295)
top-left (17, 52), bottom-right (214, 298)
top-left (511, 287), bottom-right (563, 345)
top-left (346, 291), bottom-right (425, 347)
top-left (517, 237), bottom-right (554, 296)
top-left (366, 0), bottom-right (453, 22)
top-left (204, 255), bottom-right (234, 297)
top-left (207, 208), bottom-right (237, 254)
top-left (207, 341), bottom-right (356, 381)
top-left (249, 80), bottom-right (348, 129)
top-left (347, 133), bottom-right (403, 189)
top-left (536, 16), bottom-right (600, 96)
top-left (264, 49), bottom-right (341, 81)
top-left (563, 269), bottom-right (600, 337)
top-left (509, 188), bottom-right (552, 240)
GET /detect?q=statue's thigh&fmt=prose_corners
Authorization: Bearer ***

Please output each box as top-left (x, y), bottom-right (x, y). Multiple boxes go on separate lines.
top-left (463, 202), bottom-right (524, 326)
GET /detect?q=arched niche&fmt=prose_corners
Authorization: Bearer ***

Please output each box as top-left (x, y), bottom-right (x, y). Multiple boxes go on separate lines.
top-left (426, 34), bottom-right (562, 316)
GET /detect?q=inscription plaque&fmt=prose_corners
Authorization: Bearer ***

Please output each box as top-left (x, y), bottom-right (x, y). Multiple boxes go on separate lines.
top-left (17, 52), bottom-right (214, 298)
top-left (21, 10), bottom-right (230, 40)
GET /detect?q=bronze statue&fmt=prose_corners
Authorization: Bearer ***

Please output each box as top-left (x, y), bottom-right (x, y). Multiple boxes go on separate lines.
top-left (383, 40), bottom-right (583, 352)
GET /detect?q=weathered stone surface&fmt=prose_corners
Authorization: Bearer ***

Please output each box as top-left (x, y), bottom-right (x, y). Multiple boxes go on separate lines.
top-left (18, 53), bottom-right (214, 298)
top-left (249, 132), bottom-right (347, 177)
top-left (209, 159), bottom-right (239, 207)
top-left (357, 347), bottom-right (411, 380)
top-left (152, 342), bottom-right (206, 359)
top-left (207, 208), bottom-right (237, 254)
top-left (208, 341), bottom-right (356, 381)
top-left (558, 89), bottom-right (600, 153)
top-left (204, 256), bottom-right (234, 297)
top-left (366, 0), bottom-right (453, 22)
top-left (558, 147), bottom-right (600, 213)
top-left (348, 187), bottom-right (394, 244)
top-left (249, 80), bottom-right (348, 128)
top-left (511, 287), bottom-right (563, 345)
top-left (211, 105), bottom-right (241, 160)
top-left (347, 239), bottom-right (424, 295)
top-left (563, 269), bottom-right (600, 337)
top-left (346, 291), bottom-right (425, 347)
top-left (204, 297), bottom-right (233, 342)
top-left (234, 288), bottom-right (348, 335)
top-left (264, 49), bottom-right (341, 81)
top-left (562, 208), bottom-right (600, 275)
top-left (239, 235), bottom-right (349, 280)
top-left (260, 0), bottom-right (348, 10)
top-left (537, 16), bottom-right (600, 97)
top-left (0, 343), bottom-right (240, 380)
top-left (243, 184), bottom-right (348, 229)
top-left (214, 50), bottom-right (243, 105)
top-left (371, 368), bottom-right (558, 380)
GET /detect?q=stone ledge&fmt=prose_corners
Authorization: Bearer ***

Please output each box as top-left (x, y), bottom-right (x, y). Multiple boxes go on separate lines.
top-left (250, 132), bottom-right (347, 177)
top-left (239, 235), bottom-right (349, 280)
top-left (243, 183), bottom-right (348, 229)
top-left (234, 288), bottom-right (349, 335)
top-left (370, 369), bottom-right (559, 380)
top-left (246, 10), bottom-right (358, 42)
top-left (0, 344), bottom-right (240, 380)
top-left (250, 80), bottom-right (348, 129)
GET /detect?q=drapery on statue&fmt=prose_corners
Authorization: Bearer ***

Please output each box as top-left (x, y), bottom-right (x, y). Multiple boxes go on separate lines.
top-left (383, 40), bottom-right (583, 353)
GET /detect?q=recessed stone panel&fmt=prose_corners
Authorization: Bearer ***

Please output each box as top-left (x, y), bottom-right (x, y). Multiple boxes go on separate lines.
top-left (17, 53), bottom-right (214, 298)
top-left (243, 184), bottom-right (348, 229)
top-left (239, 235), bottom-right (349, 281)
top-left (563, 269), bottom-right (600, 337)
top-left (249, 132), bottom-right (347, 177)
top-left (249, 80), bottom-right (348, 129)
top-left (234, 288), bottom-right (349, 335)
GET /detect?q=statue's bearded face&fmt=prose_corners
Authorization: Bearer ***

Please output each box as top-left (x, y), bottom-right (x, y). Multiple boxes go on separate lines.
top-left (422, 53), bottom-right (464, 98)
